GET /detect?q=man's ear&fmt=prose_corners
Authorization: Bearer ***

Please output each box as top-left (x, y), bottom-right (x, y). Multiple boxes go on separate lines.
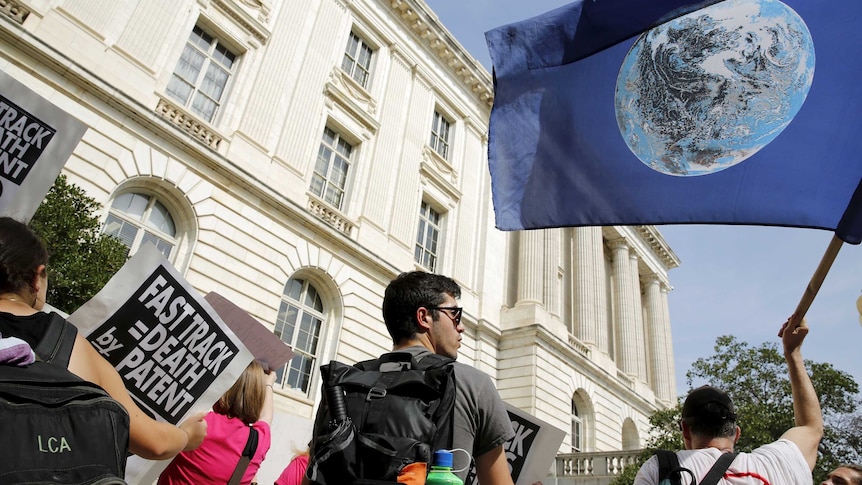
top-left (680, 420), bottom-right (691, 440)
top-left (415, 306), bottom-right (433, 332)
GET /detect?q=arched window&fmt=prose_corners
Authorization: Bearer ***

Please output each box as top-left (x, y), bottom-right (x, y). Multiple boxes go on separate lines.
top-left (571, 400), bottom-right (583, 452)
top-left (103, 192), bottom-right (177, 260)
top-left (274, 278), bottom-right (324, 394)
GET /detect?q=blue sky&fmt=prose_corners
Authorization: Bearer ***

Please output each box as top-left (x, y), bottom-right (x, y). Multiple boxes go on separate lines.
top-left (427, 0), bottom-right (862, 395)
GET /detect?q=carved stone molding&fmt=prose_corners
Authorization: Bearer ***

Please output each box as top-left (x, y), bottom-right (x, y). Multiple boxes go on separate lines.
top-left (307, 196), bottom-right (354, 236)
top-left (389, 0), bottom-right (493, 108)
top-left (328, 66), bottom-right (377, 115)
top-left (420, 145), bottom-right (461, 202)
top-left (155, 97), bottom-right (223, 150)
top-left (635, 225), bottom-right (680, 269)
top-left (568, 334), bottom-right (590, 358)
top-left (211, 0), bottom-right (271, 45)
top-left (0, 0), bottom-right (29, 24)
top-left (323, 67), bottom-right (380, 137)
top-left (236, 0), bottom-right (271, 22)
top-left (608, 238), bottom-right (629, 252)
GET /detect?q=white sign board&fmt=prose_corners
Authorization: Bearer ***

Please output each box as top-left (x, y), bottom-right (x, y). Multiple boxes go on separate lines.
top-left (69, 245), bottom-right (253, 484)
top-left (0, 69), bottom-right (86, 220)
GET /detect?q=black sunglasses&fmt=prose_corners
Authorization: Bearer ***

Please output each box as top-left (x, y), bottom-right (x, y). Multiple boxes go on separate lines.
top-left (427, 306), bottom-right (463, 324)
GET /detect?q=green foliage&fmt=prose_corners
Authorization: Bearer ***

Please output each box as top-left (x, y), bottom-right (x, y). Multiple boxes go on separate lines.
top-left (610, 334), bottom-right (860, 485)
top-left (28, 174), bottom-right (128, 313)
top-left (609, 405), bottom-right (684, 485)
top-left (686, 335), bottom-right (859, 481)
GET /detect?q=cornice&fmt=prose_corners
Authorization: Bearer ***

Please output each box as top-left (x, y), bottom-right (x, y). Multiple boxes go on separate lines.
top-left (635, 225), bottom-right (681, 270)
top-left (387, 0), bottom-right (493, 109)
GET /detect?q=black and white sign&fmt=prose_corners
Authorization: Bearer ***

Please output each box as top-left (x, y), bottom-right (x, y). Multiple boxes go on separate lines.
top-left (0, 69), bottom-right (86, 220)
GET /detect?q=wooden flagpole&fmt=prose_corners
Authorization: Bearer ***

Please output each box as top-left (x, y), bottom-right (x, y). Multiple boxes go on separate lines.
top-left (793, 234), bottom-right (845, 319)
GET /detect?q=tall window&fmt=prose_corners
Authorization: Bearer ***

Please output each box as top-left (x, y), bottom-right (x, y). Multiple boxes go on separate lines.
top-left (429, 111), bottom-right (452, 159)
top-left (310, 127), bottom-right (353, 210)
top-left (341, 31), bottom-right (374, 88)
top-left (274, 278), bottom-right (324, 394)
top-left (103, 192), bottom-right (177, 260)
top-left (166, 25), bottom-right (238, 123)
top-left (571, 400), bottom-right (583, 452)
top-left (415, 201), bottom-right (441, 272)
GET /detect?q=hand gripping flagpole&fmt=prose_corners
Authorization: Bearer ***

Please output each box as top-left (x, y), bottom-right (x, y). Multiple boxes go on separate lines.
top-left (793, 234), bottom-right (844, 320)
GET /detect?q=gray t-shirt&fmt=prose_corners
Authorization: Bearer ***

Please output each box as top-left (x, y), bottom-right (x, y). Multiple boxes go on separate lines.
top-left (401, 346), bottom-right (515, 481)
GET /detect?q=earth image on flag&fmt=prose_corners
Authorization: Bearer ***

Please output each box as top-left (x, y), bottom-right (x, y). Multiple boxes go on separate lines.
top-left (614, 0), bottom-right (815, 177)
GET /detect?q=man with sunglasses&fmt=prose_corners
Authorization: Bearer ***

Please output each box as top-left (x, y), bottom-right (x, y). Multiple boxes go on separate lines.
top-left (381, 271), bottom-right (516, 485)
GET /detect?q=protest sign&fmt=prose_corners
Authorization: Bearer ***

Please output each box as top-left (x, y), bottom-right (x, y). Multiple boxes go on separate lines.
top-left (466, 403), bottom-right (565, 485)
top-left (68, 244), bottom-right (253, 484)
top-left (0, 69), bottom-right (86, 220)
top-left (204, 291), bottom-right (294, 372)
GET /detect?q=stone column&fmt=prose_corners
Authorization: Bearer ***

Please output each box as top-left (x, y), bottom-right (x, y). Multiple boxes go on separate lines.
top-left (630, 253), bottom-right (647, 381)
top-left (610, 239), bottom-right (638, 376)
top-left (644, 275), bottom-right (672, 401)
top-left (544, 229), bottom-right (560, 318)
top-left (573, 227), bottom-right (607, 350)
top-left (659, 282), bottom-right (677, 401)
top-left (517, 230), bottom-right (544, 305)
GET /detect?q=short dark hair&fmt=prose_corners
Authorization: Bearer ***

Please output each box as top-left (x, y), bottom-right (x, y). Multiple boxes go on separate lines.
top-left (382, 271), bottom-right (461, 344)
top-left (0, 217), bottom-right (48, 295)
top-left (681, 385), bottom-right (737, 439)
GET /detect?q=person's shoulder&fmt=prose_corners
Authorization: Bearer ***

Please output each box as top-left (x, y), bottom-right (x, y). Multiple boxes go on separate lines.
top-left (450, 360), bottom-right (501, 394)
top-left (252, 419), bottom-right (272, 433)
top-left (753, 438), bottom-right (808, 459)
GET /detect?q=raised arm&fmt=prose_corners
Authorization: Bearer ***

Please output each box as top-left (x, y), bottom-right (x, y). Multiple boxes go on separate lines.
top-left (777, 315), bottom-right (823, 471)
top-left (259, 369), bottom-right (277, 424)
top-left (69, 334), bottom-right (207, 459)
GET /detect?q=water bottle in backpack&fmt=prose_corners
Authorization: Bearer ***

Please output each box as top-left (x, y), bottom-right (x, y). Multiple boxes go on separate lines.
top-left (425, 450), bottom-right (463, 485)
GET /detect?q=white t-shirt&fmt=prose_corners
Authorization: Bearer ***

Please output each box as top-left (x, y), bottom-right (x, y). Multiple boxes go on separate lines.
top-left (633, 439), bottom-right (811, 485)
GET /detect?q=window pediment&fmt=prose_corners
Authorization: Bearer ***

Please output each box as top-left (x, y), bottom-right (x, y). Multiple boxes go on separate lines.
top-left (211, 0), bottom-right (272, 46)
top-left (420, 145), bottom-right (460, 202)
top-left (324, 67), bottom-right (380, 136)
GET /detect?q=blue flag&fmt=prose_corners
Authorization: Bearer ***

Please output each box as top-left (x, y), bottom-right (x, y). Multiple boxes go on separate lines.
top-left (487, 0), bottom-right (862, 243)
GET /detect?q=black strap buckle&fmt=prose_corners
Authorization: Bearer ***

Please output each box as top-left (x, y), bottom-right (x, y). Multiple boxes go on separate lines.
top-left (366, 387), bottom-right (386, 401)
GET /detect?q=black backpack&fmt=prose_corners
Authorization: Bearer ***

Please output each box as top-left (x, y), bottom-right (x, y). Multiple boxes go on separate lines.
top-left (656, 449), bottom-right (738, 485)
top-left (307, 351), bottom-right (456, 484)
top-left (0, 313), bottom-right (130, 485)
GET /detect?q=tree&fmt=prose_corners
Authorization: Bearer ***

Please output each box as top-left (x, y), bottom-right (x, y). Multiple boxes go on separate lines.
top-left (28, 174), bottom-right (128, 314)
top-left (610, 334), bottom-right (860, 484)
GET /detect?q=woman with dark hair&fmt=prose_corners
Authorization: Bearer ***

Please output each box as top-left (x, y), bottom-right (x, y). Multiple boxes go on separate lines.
top-left (158, 360), bottom-right (276, 485)
top-left (0, 216), bottom-right (208, 459)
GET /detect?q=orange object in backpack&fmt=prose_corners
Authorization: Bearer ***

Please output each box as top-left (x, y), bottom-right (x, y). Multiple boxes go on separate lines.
top-left (397, 462), bottom-right (427, 485)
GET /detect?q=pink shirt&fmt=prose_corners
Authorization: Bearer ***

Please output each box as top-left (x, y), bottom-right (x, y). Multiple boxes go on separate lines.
top-left (158, 412), bottom-right (271, 485)
top-left (274, 454), bottom-right (309, 485)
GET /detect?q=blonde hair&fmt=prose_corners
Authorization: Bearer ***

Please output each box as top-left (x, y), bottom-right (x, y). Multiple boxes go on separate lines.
top-left (213, 360), bottom-right (266, 424)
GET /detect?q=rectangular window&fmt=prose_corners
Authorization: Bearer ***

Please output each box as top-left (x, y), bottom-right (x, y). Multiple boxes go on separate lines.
top-left (166, 25), bottom-right (238, 123)
top-left (429, 111), bottom-right (451, 159)
top-left (415, 201), bottom-right (441, 272)
top-left (310, 127), bottom-right (353, 210)
top-left (341, 31), bottom-right (374, 88)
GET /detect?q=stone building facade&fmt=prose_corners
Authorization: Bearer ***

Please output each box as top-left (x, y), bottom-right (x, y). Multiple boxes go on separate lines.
top-left (0, 0), bottom-right (678, 482)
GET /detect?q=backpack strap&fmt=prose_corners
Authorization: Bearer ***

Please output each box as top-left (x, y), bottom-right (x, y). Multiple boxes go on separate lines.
top-left (227, 425), bottom-right (259, 485)
top-left (656, 450), bottom-right (683, 485)
top-left (33, 313), bottom-right (77, 368)
top-left (699, 452), bottom-right (738, 485)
